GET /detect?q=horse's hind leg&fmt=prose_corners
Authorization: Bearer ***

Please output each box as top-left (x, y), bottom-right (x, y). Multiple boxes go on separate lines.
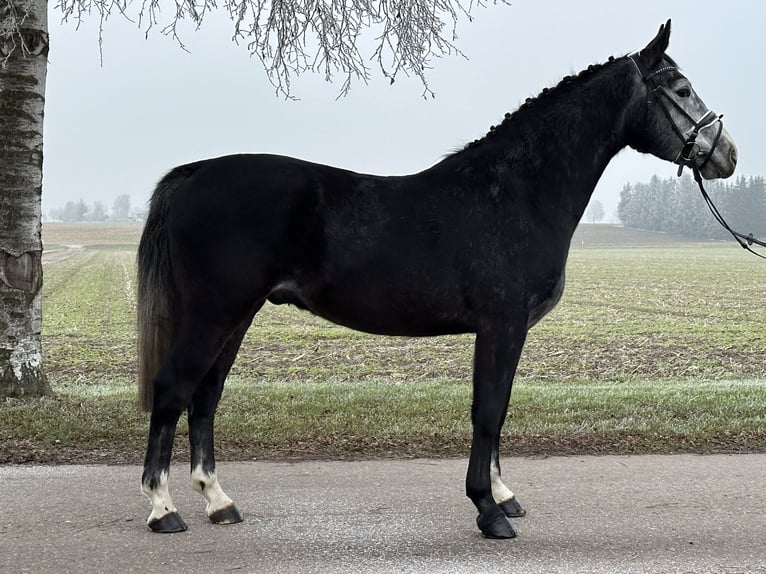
top-left (189, 308), bottom-right (260, 525)
top-left (142, 316), bottom-right (240, 533)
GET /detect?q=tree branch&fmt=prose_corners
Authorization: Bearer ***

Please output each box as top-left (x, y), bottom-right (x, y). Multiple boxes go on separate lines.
top-left (51, 0), bottom-right (509, 97)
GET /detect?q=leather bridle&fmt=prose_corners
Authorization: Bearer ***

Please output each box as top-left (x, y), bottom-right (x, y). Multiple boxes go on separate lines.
top-left (629, 54), bottom-right (765, 258)
top-left (629, 54), bottom-right (724, 177)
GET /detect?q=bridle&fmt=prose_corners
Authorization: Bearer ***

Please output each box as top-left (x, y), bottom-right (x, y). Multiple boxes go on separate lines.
top-left (629, 54), bottom-right (766, 259)
top-left (629, 54), bottom-right (724, 177)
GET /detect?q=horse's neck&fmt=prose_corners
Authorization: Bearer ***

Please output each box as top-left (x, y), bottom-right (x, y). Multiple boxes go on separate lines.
top-left (478, 64), bottom-right (637, 227)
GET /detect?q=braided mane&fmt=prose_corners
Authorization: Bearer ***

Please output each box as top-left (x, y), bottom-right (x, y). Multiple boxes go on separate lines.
top-left (461, 56), bottom-right (621, 151)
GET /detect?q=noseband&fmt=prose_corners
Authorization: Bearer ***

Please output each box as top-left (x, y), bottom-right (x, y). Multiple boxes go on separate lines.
top-left (629, 54), bottom-right (765, 258)
top-left (629, 55), bottom-right (724, 177)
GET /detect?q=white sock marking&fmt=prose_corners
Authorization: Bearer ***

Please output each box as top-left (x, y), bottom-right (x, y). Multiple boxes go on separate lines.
top-left (490, 459), bottom-right (515, 504)
top-left (191, 465), bottom-right (234, 517)
top-left (141, 471), bottom-right (177, 525)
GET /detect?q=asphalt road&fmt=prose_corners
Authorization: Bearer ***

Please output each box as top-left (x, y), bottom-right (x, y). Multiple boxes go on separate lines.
top-left (2, 454), bottom-right (765, 574)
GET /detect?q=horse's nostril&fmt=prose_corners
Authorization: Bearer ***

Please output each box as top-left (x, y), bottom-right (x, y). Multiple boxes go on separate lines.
top-left (730, 146), bottom-right (738, 165)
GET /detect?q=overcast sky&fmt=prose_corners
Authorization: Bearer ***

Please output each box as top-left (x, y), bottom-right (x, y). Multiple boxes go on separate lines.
top-left (43, 1), bottom-right (763, 221)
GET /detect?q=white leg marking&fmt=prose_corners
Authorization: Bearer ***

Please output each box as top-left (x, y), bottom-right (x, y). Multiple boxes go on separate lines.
top-left (490, 459), bottom-right (515, 504)
top-left (191, 465), bottom-right (235, 517)
top-left (141, 471), bottom-right (177, 525)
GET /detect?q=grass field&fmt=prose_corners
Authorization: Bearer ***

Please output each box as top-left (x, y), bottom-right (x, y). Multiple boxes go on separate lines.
top-left (1, 223), bottom-right (764, 463)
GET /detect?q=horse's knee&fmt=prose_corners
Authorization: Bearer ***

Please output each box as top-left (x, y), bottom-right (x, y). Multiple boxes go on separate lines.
top-left (150, 371), bottom-right (196, 416)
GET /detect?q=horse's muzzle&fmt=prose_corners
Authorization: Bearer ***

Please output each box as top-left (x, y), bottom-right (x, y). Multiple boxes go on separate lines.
top-left (699, 126), bottom-right (737, 180)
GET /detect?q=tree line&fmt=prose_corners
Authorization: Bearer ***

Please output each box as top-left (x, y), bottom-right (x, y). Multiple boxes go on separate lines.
top-left (617, 173), bottom-right (766, 240)
top-left (46, 194), bottom-right (145, 222)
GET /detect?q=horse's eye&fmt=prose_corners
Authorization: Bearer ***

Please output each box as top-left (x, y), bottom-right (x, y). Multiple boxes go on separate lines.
top-left (676, 88), bottom-right (691, 98)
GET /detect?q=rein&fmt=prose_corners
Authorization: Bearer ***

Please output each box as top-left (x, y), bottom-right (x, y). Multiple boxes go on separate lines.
top-left (630, 54), bottom-right (766, 259)
top-left (690, 167), bottom-right (766, 259)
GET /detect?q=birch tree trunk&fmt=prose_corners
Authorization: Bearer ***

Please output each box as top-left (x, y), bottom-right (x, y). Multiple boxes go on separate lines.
top-left (0, 0), bottom-right (49, 396)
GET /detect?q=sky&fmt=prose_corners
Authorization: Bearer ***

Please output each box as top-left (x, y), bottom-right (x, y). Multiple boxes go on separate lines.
top-left (42, 1), bottom-right (765, 221)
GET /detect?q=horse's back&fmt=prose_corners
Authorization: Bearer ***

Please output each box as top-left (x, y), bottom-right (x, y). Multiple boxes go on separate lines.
top-left (165, 153), bottom-right (395, 274)
top-left (159, 154), bottom-right (481, 334)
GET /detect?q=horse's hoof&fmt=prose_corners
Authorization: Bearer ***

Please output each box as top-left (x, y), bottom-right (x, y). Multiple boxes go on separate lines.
top-left (477, 510), bottom-right (517, 539)
top-left (499, 496), bottom-right (527, 518)
top-left (148, 511), bottom-right (188, 533)
top-left (208, 504), bottom-right (243, 525)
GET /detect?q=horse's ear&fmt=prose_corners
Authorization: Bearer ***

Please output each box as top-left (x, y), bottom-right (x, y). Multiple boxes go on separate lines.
top-left (637, 19), bottom-right (671, 70)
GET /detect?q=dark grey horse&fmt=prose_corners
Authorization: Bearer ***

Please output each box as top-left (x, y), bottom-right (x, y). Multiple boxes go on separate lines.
top-left (137, 20), bottom-right (737, 539)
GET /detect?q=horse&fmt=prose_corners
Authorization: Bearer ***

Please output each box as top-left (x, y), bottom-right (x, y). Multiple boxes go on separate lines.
top-left (136, 20), bottom-right (737, 539)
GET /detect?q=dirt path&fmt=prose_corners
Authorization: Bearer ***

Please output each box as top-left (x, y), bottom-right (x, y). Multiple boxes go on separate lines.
top-left (41, 244), bottom-right (84, 265)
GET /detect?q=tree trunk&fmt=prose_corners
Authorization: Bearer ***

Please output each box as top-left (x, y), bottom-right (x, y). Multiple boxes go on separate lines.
top-left (0, 0), bottom-right (49, 396)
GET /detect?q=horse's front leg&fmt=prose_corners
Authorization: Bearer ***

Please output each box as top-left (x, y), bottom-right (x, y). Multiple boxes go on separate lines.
top-left (466, 319), bottom-right (527, 539)
top-left (491, 446), bottom-right (526, 518)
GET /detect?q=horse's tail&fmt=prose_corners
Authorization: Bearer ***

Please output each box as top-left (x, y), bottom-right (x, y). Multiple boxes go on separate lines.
top-left (137, 162), bottom-right (202, 412)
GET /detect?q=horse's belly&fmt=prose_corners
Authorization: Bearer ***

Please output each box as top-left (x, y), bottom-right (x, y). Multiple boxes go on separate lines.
top-left (267, 279), bottom-right (472, 337)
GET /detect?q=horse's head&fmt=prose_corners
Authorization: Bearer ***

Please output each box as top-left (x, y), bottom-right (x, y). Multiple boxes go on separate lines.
top-left (628, 20), bottom-right (737, 180)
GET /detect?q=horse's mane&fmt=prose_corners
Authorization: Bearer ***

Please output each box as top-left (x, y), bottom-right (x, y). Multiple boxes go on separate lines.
top-left (457, 53), bottom-right (684, 158)
top-left (452, 55), bottom-right (625, 156)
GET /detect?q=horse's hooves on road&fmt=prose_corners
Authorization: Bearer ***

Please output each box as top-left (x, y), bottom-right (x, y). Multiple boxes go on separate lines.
top-left (148, 511), bottom-right (189, 533)
top-left (499, 496), bottom-right (527, 518)
top-left (477, 511), bottom-right (517, 539)
top-left (209, 505), bottom-right (243, 525)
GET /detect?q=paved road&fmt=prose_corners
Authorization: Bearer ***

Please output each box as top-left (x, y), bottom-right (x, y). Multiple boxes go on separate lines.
top-left (2, 454), bottom-right (765, 573)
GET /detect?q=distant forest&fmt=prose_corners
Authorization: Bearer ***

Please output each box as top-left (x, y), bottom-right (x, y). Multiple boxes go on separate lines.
top-left (46, 194), bottom-right (145, 222)
top-left (617, 173), bottom-right (766, 240)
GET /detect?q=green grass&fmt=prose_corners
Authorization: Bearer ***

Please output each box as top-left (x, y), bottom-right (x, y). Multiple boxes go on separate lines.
top-left (1, 223), bottom-right (764, 463)
top-left (3, 377), bottom-right (764, 463)
top-left (42, 249), bottom-right (137, 380)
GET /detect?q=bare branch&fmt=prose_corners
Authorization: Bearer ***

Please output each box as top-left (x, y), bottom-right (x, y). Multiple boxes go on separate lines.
top-left (51, 0), bottom-right (509, 97)
top-left (1, 0), bottom-right (29, 64)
